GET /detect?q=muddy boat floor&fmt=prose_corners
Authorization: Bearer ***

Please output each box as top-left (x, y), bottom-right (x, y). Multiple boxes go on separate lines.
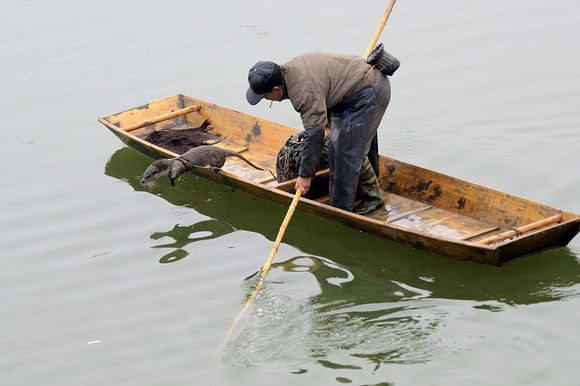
top-left (312, 192), bottom-right (504, 242)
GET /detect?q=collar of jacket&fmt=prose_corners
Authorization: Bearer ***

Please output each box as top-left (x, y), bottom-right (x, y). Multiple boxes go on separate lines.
top-left (280, 65), bottom-right (289, 100)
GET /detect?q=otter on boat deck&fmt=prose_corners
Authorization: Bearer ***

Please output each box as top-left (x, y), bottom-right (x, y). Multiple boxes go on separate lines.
top-left (98, 94), bottom-right (580, 266)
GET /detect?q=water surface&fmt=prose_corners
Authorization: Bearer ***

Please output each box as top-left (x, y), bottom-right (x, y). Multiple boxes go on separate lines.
top-left (1, 0), bottom-right (579, 385)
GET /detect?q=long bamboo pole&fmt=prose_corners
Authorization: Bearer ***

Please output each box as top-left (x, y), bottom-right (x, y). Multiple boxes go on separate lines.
top-left (218, 189), bottom-right (302, 349)
top-left (363, 0), bottom-right (398, 59)
top-left (478, 213), bottom-right (562, 245)
top-left (122, 104), bottom-right (200, 132)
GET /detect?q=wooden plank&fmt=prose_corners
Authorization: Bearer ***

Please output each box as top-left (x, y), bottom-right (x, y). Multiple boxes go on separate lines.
top-left (479, 213), bottom-right (563, 245)
top-left (258, 176), bottom-right (277, 184)
top-left (462, 226), bottom-right (501, 241)
top-left (423, 213), bottom-right (503, 241)
top-left (387, 205), bottom-right (505, 241)
top-left (123, 105), bottom-right (201, 132)
top-left (387, 207), bottom-right (470, 239)
top-left (382, 192), bottom-right (430, 217)
top-left (387, 206), bottom-right (432, 223)
top-left (423, 213), bottom-right (455, 225)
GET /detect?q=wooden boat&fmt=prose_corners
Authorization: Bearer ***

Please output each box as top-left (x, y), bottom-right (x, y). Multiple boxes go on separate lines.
top-left (98, 94), bottom-right (580, 266)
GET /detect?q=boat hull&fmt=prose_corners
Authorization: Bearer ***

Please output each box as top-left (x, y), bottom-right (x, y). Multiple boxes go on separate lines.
top-left (99, 94), bottom-right (580, 266)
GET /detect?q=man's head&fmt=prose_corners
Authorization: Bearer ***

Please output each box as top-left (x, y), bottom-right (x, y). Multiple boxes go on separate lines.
top-left (246, 61), bottom-right (284, 105)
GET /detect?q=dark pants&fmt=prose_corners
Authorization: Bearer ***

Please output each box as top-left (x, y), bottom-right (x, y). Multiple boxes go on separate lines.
top-left (328, 73), bottom-right (390, 211)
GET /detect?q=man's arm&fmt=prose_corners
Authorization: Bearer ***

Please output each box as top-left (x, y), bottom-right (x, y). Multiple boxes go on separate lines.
top-left (296, 128), bottom-right (325, 194)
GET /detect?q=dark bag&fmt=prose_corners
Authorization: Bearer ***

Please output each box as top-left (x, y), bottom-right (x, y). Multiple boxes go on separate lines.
top-left (275, 132), bottom-right (329, 182)
top-left (365, 43), bottom-right (400, 76)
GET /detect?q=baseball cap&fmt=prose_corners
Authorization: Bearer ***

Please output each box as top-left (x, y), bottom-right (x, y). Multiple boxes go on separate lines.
top-left (246, 61), bottom-right (283, 105)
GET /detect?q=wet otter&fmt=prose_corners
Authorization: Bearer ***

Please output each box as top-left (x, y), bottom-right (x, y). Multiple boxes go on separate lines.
top-left (141, 145), bottom-right (265, 186)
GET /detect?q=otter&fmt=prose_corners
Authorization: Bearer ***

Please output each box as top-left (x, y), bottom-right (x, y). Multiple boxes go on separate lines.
top-left (141, 145), bottom-right (265, 186)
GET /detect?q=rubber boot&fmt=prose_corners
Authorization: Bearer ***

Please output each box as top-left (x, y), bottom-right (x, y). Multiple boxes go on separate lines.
top-left (353, 156), bottom-right (385, 215)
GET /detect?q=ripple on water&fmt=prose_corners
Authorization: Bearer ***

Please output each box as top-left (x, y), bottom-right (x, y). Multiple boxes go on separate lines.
top-left (223, 256), bottom-right (446, 372)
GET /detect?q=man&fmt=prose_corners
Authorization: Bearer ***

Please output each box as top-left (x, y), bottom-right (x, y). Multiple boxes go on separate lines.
top-left (246, 51), bottom-right (391, 214)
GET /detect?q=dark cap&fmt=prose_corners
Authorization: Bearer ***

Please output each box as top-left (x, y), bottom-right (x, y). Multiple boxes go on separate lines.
top-left (246, 61), bottom-right (283, 105)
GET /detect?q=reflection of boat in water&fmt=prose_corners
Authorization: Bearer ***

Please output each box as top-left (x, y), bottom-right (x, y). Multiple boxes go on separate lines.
top-left (223, 251), bottom-right (580, 368)
top-left (99, 94), bottom-right (579, 266)
top-left (151, 220), bottom-right (235, 264)
top-left (105, 147), bottom-right (580, 307)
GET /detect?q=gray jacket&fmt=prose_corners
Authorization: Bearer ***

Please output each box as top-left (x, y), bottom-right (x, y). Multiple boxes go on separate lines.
top-left (281, 51), bottom-right (381, 130)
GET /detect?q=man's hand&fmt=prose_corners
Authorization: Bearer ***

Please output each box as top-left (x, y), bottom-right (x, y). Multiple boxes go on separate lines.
top-left (295, 176), bottom-right (312, 195)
